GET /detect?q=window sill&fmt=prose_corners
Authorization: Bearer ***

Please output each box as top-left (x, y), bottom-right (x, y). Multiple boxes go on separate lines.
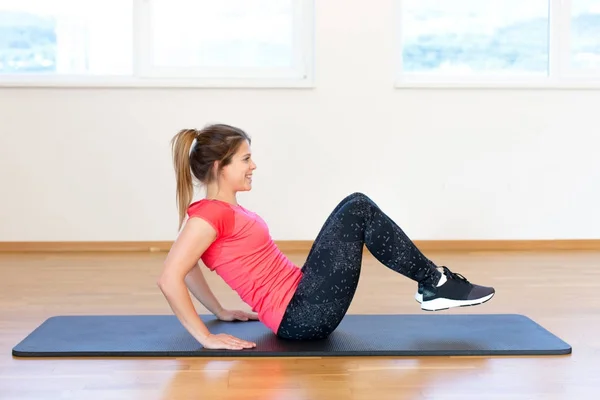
top-left (394, 78), bottom-right (600, 90)
top-left (0, 76), bottom-right (315, 89)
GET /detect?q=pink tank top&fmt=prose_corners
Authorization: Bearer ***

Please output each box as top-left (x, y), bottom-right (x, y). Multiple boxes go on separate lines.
top-left (187, 199), bottom-right (302, 334)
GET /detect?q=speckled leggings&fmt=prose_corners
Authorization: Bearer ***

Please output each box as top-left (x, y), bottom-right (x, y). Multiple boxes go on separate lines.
top-left (276, 192), bottom-right (441, 340)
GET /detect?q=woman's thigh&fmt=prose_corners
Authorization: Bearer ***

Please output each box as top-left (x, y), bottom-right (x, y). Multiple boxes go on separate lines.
top-left (277, 197), bottom-right (369, 340)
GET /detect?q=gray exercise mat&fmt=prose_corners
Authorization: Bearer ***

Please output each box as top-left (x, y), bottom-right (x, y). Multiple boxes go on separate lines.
top-left (12, 314), bottom-right (571, 357)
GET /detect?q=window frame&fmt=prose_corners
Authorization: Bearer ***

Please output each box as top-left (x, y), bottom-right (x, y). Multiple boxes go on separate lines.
top-left (0, 0), bottom-right (315, 88)
top-left (394, 0), bottom-right (600, 89)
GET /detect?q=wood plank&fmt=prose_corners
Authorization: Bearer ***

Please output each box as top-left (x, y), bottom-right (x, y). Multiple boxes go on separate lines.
top-left (2, 239), bottom-right (600, 253)
top-left (1, 250), bottom-right (599, 399)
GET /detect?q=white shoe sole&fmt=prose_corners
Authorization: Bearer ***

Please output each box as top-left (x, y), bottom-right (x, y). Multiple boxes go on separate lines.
top-left (415, 292), bottom-right (423, 303)
top-left (420, 292), bottom-right (495, 311)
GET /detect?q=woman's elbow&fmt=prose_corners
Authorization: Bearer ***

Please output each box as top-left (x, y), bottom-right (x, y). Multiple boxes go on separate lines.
top-left (157, 273), bottom-right (180, 293)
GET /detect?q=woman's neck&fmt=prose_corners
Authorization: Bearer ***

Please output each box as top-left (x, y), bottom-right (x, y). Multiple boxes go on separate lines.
top-left (205, 186), bottom-right (237, 205)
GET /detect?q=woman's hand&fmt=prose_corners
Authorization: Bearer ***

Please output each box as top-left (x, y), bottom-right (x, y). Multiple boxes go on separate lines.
top-left (201, 333), bottom-right (256, 350)
top-left (216, 309), bottom-right (259, 322)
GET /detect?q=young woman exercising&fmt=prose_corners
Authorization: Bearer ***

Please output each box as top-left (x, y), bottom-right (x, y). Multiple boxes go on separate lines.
top-left (158, 124), bottom-right (495, 350)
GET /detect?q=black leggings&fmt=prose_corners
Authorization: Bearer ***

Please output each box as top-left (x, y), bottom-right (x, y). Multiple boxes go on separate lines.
top-left (276, 192), bottom-right (441, 340)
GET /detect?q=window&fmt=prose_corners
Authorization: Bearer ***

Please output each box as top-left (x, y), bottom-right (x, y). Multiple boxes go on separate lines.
top-left (0, 0), bottom-right (314, 87)
top-left (397, 0), bottom-right (600, 87)
top-left (570, 0), bottom-right (600, 74)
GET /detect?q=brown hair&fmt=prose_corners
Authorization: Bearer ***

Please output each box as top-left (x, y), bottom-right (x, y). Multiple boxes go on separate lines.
top-left (171, 123), bottom-right (251, 228)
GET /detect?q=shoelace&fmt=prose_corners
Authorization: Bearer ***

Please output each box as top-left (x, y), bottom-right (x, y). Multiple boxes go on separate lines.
top-left (442, 266), bottom-right (470, 283)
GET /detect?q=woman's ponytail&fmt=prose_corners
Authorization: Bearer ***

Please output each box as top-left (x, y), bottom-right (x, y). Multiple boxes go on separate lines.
top-left (171, 129), bottom-right (197, 229)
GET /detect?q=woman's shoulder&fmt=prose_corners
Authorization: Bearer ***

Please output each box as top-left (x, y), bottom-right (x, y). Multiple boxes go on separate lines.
top-left (187, 199), bottom-right (236, 236)
top-left (187, 199), bottom-right (235, 215)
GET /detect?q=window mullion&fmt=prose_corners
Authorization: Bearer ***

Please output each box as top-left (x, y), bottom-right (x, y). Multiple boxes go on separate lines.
top-left (293, 0), bottom-right (315, 81)
top-left (550, 0), bottom-right (573, 81)
top-left (133, 0), bottom-right (152, 78)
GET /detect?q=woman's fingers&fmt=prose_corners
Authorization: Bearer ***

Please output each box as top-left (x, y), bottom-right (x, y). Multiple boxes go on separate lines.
top-left (231, 311), bottom-right (258, 321)
top-left (220, 338), bottom-right (244, 350)
top-left (226, 335), bottom-right (256, 347)
top-left (205, 333), bottom-right (256, 350)
top-left (230, 340), bottom-right (254, 348)
top-left (235, 312), bottom-right (253, 321)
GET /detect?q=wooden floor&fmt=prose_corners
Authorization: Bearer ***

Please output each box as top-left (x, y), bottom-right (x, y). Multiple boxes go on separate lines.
top-left (1, 249), bottom-right (599, 399)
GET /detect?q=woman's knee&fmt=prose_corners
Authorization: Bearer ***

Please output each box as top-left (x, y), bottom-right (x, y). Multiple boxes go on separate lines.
top-left (347, 192), bottom-right (377, 208)
top-left (343, 192), bottom-right (372, 204)
top-left (332, 192), bottom-right (367, 212)
top-left (333, 192), bottom-right (379, 222)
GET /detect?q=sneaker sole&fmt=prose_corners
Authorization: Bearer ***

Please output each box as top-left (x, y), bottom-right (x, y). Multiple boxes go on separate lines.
top-left (420, 292), bottom-right (495, 311)
top-left (415, 293), bottom-right (423, 303)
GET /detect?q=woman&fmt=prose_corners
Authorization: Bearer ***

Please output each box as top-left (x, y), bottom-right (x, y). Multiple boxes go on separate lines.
top-left (158, 124), bottom-right (495, 350)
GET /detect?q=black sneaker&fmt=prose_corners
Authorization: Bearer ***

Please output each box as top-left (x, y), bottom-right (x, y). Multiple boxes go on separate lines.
top-left (420, 266), bottom-right (495, 311)
top-left (415, 283), bottom-right (424, 303)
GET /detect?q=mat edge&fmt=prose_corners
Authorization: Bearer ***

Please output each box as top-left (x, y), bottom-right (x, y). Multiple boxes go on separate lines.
top-left (12, 349), bottom-right (573, 358)
top-left (11, 313), bottom-right (573, 358)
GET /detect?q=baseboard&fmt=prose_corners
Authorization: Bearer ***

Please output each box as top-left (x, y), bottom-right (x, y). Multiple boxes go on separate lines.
top-left (412, 240), bottom-right (600, 251)
top-left (0, 240), bottom-right (599, 253)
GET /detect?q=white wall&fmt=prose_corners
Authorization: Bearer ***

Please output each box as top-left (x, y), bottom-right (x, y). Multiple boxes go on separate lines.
top-left (1, 0), bottom-right (599, 242)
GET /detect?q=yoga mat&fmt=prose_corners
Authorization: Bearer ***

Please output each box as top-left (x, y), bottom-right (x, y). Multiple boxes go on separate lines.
top-left (12, 314), bottom-right (571, 357)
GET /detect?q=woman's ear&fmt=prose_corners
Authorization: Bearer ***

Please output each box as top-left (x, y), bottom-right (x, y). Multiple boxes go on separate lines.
top-left (212, 160), bottom-right (220, 179)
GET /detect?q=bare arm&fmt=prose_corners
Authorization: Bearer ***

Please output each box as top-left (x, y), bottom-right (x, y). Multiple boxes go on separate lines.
top-left (158, 217), bottom-right (256, 350)
top-left (185, 265), bottom-right (224, 317)
top-left (157, 217), bottom-right (216, 342)
top-left (185, 264), bottom-right (258, 322)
